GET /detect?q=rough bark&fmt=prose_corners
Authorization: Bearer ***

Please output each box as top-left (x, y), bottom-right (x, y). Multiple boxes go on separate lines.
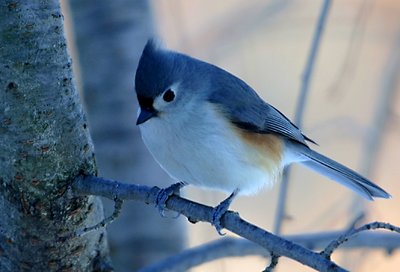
top-left (67, 0), bottom-right (185, 270)
top-left (0, 1), bottom-right (110, 271)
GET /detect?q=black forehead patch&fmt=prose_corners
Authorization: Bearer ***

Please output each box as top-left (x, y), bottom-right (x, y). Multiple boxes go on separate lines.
top-left (137, 95), bottom-right (155, 111)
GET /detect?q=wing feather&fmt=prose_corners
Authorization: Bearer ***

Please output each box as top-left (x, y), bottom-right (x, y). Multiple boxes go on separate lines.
top-left (206, 66), bottom-right (315, 146)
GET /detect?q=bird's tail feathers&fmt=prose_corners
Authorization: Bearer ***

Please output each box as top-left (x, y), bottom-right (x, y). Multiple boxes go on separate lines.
top-left (291, 144), bottom-right (390, 200)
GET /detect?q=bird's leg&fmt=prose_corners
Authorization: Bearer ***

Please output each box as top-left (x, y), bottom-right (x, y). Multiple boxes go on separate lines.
top-left (212, 189), bottom-right (239, 235)
top-left (156, 181), bottom-right (186, 216)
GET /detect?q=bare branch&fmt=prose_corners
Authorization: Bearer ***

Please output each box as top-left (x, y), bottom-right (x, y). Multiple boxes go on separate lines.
top-left (72, 175), bottom-right (348, 272)
top-left (138, 238), bottom-right (267, 272)
top-left (77, 198), bottom-right (123, 237)
top-left (321, 222), bottom-right (400, 259)
top-left (274, 0), bottom-right (332, 234)
top-left (264, 254), bottom-right (280, 272)
top-left (138, 230), bottom-right (400, 272)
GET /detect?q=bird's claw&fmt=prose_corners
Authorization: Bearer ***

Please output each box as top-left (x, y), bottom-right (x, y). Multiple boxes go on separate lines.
top-left (211, 189), bottom-right (238, 235)
top-left (212, 203), bottom-right (229, 235)
top-left (155, 182), bottom-right (186, 217)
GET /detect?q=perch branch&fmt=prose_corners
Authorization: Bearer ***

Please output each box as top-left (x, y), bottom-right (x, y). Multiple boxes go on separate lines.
top-left (72, 175), bottom-right (347, 272)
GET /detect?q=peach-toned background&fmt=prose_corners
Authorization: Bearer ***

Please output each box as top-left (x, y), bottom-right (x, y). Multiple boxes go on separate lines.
top-left (150, 1), bottom-right (400, 271)
top-left (61, 0), bottom-right (400, 271)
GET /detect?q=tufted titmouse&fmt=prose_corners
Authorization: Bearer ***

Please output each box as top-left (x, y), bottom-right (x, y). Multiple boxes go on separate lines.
top-left (134, 40), bottom-right (390, 233)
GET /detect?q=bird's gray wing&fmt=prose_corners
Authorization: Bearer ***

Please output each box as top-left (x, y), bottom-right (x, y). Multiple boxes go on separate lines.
top-left (207, 70), bottom-right (315, 146)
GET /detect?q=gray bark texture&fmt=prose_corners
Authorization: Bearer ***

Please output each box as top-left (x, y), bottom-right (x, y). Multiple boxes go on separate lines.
top-left (0, 1), bottom-right (110, 271)
top-left (67, 0), bottom-right (185, 270)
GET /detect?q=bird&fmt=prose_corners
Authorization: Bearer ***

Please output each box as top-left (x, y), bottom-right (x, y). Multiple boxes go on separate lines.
top-left (134, 39), bottom-right (390, 234)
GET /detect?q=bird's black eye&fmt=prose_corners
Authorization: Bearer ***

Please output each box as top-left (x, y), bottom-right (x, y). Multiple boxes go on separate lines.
top-left (162, 89), bottom-right (175, 102)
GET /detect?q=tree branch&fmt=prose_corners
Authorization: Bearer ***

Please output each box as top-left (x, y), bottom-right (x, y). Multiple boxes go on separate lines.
top-left (138, 237), bottom-right (268, 272)
top-left (274, 0), bottom-right (332, 235)
top-left (138, 231), bottom-right (400, 272)
top-left (321, 222), bottom-right (400, 258)
top-left (72, 175), bottom-right (348, 272)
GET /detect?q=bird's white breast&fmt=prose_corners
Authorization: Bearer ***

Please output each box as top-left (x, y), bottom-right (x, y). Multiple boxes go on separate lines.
top-left (139, 102), bottom-right (284, 195)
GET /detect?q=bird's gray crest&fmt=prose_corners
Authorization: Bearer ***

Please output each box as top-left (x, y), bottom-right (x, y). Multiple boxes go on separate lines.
top-left (142, 38), bottom-right (162, 56)
top-left (135, 39), bottom-right (174, 99)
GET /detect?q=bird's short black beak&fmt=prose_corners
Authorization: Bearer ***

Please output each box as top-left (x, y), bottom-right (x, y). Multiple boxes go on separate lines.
top-left (136, 108), bottom-right (157, 125)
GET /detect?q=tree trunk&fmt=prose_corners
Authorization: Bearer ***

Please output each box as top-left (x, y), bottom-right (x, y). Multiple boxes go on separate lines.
top-left (67, 0), bottom-right (186, 270)
top-left (0, 1), bottom-right (110, 271)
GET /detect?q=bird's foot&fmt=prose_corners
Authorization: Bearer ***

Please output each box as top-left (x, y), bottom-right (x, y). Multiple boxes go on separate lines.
top-left (156, 182), bottom-right (186, 217)
top-left (212, 190), bottom-right (238, 235)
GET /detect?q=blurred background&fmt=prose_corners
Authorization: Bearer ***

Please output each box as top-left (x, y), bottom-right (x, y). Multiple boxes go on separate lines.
top-left (62, 0), bottom-right (400, 271)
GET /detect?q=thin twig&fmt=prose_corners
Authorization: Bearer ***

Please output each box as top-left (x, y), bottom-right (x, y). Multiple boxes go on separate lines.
top-left (58, 197), bottom-right (124, 241)
top-left (274, 0), bottom-right (332, 235)
top-left (326, 0), bottom-right (374, 97)
top-left (263, 254), bottom-right (280, 272)
top-left (139, 238), bottom-right (267, 272)
top-left (295, 0), bottom-right (331, 127)
top-left (273, 169), bottom-right (291, 235)
top-left (140, 229), bottom-right (400, 272)
top-left (345, 212), bottom-right (365, 231)
top-left (349, 29), bottom-right (400, 235)
top-left (321, 222), bottom-right (400, 259)
top-left (77, 198), bottom-right (123, 237)
top-left (72, 175), bottom-right (347, 272)
top-left (360, 31), bottom-right (400, 177)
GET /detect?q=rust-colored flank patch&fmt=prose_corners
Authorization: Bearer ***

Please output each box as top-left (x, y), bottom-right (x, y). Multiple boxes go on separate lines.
top-left (235, 128), bottom-right (284, 174)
